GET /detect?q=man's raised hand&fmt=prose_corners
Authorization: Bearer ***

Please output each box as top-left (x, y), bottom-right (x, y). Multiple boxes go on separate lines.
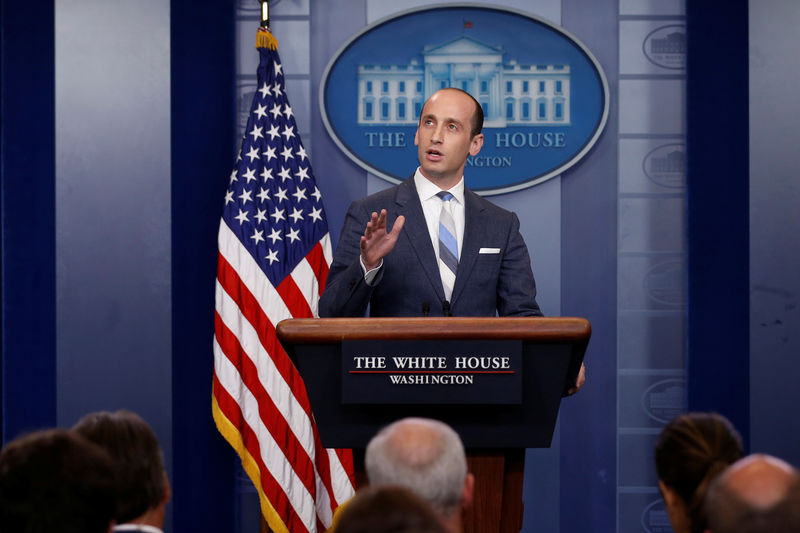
top-left (360, 209), bottom-right (406, 270)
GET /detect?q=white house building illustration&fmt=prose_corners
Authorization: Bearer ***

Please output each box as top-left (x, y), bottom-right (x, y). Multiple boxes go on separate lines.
top-left (357, 36), bottom-right (571, 127)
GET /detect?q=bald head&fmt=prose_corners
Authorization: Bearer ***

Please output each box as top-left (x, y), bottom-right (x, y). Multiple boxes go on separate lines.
top-left (707, 454), bottom-right (800, 532)
top-left (364, 418), bottom-right (468, 516)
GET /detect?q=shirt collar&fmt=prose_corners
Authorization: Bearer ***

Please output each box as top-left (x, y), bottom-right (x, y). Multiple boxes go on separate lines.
top-left (413, 167), bottom-right (465, 204)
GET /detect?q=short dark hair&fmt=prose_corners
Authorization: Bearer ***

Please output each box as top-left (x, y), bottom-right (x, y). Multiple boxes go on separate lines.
top-left (422, 88), bottom-right (484, 137)
top-left (0, 429), bottom-right (116, 533)
top-left (336, 485), bottom-right (447, 533)
top-left (655, 412), bottom-right (744, 533)
top-left (707, 476), bottom-right (800, 533)
top-left (74, 410), bottom-right (166, 523)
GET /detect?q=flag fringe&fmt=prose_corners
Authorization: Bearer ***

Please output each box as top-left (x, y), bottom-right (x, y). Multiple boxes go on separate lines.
top-left (257, 28), bottom-right (279, 50)
top-left (211, 393), bottom-right (291, 533)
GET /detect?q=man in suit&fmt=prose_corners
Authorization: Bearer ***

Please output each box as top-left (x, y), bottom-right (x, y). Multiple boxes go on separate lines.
top-left (0, 429), bottom-right (116, 533)
top-left (74, 410), bottom-right (170, 533)
top-left (706, 454), bottom-right (800, 533)
top-left (320, 87), bottom-right (585, 391)
top-left (319, 87), bottom-right (542, 318)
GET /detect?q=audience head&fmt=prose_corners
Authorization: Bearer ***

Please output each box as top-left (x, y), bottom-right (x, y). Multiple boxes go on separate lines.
top-left (706, 454), bottom-right (800, 533)
top-left (0, 428), bottom-right (116, 533)
top-left (336, 485), bottom-right (448, 533)
top-left (654, 412), bottom-right (744, 533)
top-left (74, 410), bottom-right (169, 526)
top-left (365, 417), bottom-right (473, 520)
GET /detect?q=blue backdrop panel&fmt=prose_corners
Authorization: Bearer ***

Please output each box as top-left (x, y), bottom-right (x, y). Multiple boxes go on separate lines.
top-left (560, 0), bottom-right (618, 530)
top-left (170, 2), bottom-right (238, 531)
top-left (0, 1), bottom-right (58, 442)
top-left (686, 0), bottom-right (749, 445)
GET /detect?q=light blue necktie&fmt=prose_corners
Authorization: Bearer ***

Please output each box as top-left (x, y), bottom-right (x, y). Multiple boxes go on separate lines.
top-left (437, 191), bottom-right (458, 300)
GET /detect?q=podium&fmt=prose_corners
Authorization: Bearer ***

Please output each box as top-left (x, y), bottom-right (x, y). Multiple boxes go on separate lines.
top-left (276, 317), bottom-right (590, 533)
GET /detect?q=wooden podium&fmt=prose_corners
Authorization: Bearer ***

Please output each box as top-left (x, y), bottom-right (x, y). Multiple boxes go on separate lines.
top-left (277, 317), bottom-right (590, 533)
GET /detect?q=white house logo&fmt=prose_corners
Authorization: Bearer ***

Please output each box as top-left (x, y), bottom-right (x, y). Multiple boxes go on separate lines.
top-left (644, 24), bottom-right (686, 70)
top-left (320, 5), bottom-right (609, 195)
top-left (641, 498), bottom-right (672, 533)
top-left (645, 260), bottom-right (685, 307)
top-left (642, 378), bottom-right (685, 424)
top-left (643, 143), bottom-right (686, 189)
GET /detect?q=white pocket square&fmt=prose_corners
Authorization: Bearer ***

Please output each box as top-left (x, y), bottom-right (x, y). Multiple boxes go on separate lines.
top-left (479, 247), bottom-right (501, 254)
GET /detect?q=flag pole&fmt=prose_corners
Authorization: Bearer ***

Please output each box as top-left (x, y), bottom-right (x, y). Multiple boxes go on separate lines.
top-left (260, 0), bottom-right (269, 29)
top-left (256, 1), bottom-right (278, 50)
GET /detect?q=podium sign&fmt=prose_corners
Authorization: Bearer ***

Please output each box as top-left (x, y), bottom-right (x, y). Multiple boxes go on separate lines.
top-left (341, 339), bottom-right (522, 404)
top-left (276, 317), bottom-right (590, 449)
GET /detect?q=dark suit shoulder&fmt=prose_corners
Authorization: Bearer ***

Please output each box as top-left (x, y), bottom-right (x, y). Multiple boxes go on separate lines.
top-left (464, 188), bottom-right (519, 222)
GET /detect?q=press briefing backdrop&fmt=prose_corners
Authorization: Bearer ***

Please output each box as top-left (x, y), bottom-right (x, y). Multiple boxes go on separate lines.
top-left (2, 1), bottom-right (799, 532)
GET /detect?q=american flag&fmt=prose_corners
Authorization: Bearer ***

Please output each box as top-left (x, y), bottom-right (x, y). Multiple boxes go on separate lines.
top-left (212, 29), bottom-right (355, 533)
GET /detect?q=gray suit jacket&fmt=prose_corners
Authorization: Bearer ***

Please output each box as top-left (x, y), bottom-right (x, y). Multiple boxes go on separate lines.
top-left (319, 177), bottom-right (542, 317)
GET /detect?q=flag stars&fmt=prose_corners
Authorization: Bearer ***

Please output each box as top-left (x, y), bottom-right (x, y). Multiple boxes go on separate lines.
top-left (270, 103), bottom-right (283, 119)
top-left (249, 125), bottom-right (264, 142)
top-left (309, 207), bottom-right (323, 223)
top-left (234, 209), bottom-right (249, 225)
top-left (257, 188), bottom-right (270, 203)
top-left (224, 190), bottom-right (235, 205)
top-left (287, 227), bottom-right (301, 244)
top-left (242, 167), bottom-right (257, 183)
top-left (254, 208), bottom-right (268, 224)
top-left (281, 146), bottom-right (294, 161)
top-left (266, 124), bottom-right (280, 140)
top-left (281, 125), bottom-right (295, 141)
top-left (265, 249), bottom-right (279, 265)
top-left (296, 145), bottom-right (308, 162)
top-left (274, 61), bottom-right (283, 76)
top-left (254, 103), bottom-right (268, 120)
top-left (278, 167), bottom-right (292, 182)
top-left (229, 170), bottom-right (238, 183)
top-left (264, 145), bottom-right (277, 162)
top-left (251, 228), bottom-right (265, 245)
top-left (289, 207), bottom-right (304, 223)
top-left (245, 146), bottom-right (260, 163)
top-left (295, 166), bottom-right (310, 182)
top-left (272, 82), bottom-right (283, 97)
top-left (239, 189), bottom-right (253, 205)
top-left (267, 228), bottom-right (282, 244)
top-left (275, 187), bottom-right (289, 203)
top-left (261, 167), bottom-right (274, 182)
top-left (311, 187), bottom-right (322, 202)
top-left (270, 207), bottom-right (285, 223)
top-left (292, 187), bottom-right (307, 202)
top-left (258, 83), bottom-right (271, 98)
top-left (283, 105), bottom-right (294, 120)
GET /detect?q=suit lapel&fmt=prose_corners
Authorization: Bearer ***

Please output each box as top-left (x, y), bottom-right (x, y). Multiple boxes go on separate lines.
top-left (395, 179), bottom-right (446, 300)
top-left (451, 189), bottom-right (487, 304)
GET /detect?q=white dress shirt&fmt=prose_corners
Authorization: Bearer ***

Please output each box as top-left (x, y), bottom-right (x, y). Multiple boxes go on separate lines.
top-left (362, 168), bottom-right (465, 284)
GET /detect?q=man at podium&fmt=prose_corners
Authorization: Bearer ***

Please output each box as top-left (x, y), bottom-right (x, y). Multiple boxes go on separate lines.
top-left (319, 88), bottom-right (543, 319)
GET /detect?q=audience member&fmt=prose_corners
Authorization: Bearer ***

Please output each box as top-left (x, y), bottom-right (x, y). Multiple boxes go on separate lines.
top-left (74, 410), bottom-right (170, 533)
top-left (706, 453), bottom-right (800, 533)
top-left (364, 417), bottom-right (473, 533)
top-left (0, 428), bottom-right (116, 533)
top-left (335, 485), bottom-right (447, 533)
top-left (654, 412), bottom-right (744, 533)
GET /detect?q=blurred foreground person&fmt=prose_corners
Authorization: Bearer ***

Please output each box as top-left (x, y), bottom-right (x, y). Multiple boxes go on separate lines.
top-left (365, 417), bottom-right (473, 533)
top-left (336, 485), bottom-right (447, 533)
top-left (0, 429), bottom-right (116, 533)
top-left (654, 412), bottom-right (744, 533)
top-left (74, 410), bottom-right (170, 533)
top-left (706, 454), bottom-right (800, 533)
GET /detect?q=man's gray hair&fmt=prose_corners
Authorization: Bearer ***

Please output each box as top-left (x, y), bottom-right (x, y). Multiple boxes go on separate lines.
top-left (364, 417), bottom-right (467, 515)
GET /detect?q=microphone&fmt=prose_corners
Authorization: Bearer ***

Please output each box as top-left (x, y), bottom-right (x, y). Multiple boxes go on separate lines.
top-left (442, 300), bottom-right (451, 317)
top-left (422, 302), bottom-right (430, 317)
